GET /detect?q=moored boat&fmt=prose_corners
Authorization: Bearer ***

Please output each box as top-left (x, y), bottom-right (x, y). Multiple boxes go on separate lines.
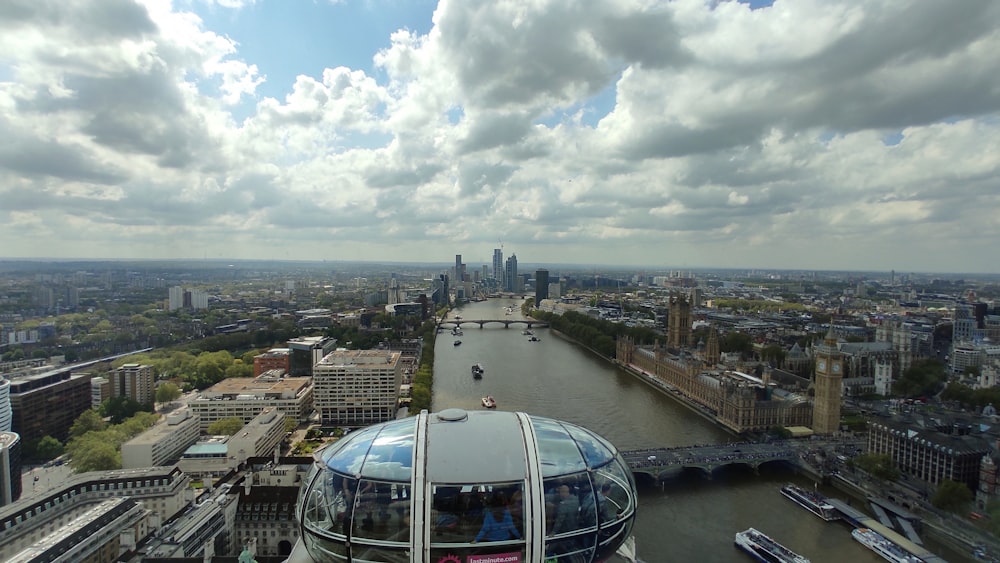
top-left (851, 528), bottom-right (922, 563)
top-left (482, 395), bottom-right (496, 408)
top-left (734, 528), bottom-right (809, 563)
top-left (780, 484), bottom-right (837, 521)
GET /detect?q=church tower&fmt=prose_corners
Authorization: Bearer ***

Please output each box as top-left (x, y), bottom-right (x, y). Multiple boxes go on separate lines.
top-left (812, 330), bottom-right (844, 434)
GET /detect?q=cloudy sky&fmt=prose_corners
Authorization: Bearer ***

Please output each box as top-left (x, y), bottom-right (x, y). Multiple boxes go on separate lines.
top-left (2, 0), bottom-right (999, 273)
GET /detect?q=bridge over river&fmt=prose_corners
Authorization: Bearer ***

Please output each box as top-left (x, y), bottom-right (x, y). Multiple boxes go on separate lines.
top-left (619, 441), bottom-right (803, 481)
top-left (438, 319), bottom-right (550, 329)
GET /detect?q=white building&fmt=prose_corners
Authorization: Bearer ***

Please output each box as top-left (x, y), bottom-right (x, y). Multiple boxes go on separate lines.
top-left (179, 408), bottom-right (286, 477)
top-left (90, 376), bottom-right (110, 409)
top-left (313, 349), bottom-right (403, 426)
top-left (188, 375), bottom-right (313, 432)
top-left (0, 466), bottom-right (190, 560)
top-left (121, 409), bottom-right (201, 469)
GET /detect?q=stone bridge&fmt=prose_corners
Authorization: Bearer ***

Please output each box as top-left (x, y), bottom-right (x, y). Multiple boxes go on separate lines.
top-left (438, 319), bottom-right (550, 329)
top-left (620, 442), bottom-right (799, 481)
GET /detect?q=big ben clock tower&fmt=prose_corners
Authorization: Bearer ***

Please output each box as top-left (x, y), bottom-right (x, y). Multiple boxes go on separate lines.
top-left (812, 329), bottom-right (843, 434)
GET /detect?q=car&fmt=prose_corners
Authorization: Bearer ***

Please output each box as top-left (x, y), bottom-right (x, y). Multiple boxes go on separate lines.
top-left (647, 455), bottom-right (657, 461)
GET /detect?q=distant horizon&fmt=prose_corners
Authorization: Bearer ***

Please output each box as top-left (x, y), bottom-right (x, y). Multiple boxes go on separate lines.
top-left (2, 2), bottom-right (999, 274)
top-left (3, 256), bottom-right (999, 279)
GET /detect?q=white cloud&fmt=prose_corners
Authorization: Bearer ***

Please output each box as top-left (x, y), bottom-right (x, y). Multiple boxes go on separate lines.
top-left (1, 0), bottom-right (999, 272)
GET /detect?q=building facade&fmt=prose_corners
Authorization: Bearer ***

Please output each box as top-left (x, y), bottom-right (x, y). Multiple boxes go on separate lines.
top-left (111, 363), bottom-right (155, 406)
top-left (188, 374), bottom-right (313, 432)
top-left (0, 465), bottom-right (190, 560)
top-left (253, 348), bottom-right (291, 377)
top-left (535, 268), bottom-right (549, 307)
top-left (9, 369), bottom-right (92, 442)
top-left (0, 432), bottom-right (22, 506)
top-left (287, 336), bottom-right (338, 377)
top-left (868, 416), bottom-right (990, 492)
top-left (313, 349), bottom-right (403, 426)
top-left (121, 409), bottom-right (201, 469)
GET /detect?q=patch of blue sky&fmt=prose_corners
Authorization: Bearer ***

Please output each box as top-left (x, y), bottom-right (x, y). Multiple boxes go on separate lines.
top-left (738, 0), bottom-right (775, 9)
top-left (534, 82), bottom-right (617, 129)
top-left (881, 131), bottom-right (904, 146)
top-left (193, 0), bottom-right (438, 101)
top-left (446, 106), bottom-right (464, 125)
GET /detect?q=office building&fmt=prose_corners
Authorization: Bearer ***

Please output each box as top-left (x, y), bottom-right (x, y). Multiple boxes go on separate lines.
top-left (534, 268), bottom-right (549, 307)
top-left (0, 466), bottom-right (189, 560)
top-left (121, 409), bottom-right (201, 469)
top-left (7, 498), bottom-right (149, 563)
top-left (179, 408), bottom-right (286, 476)
top-left (9, 369), bottom-right (92, 442)
top-left (313, 349), bottom-right (403, 426)
top-left (454, 254), bottom-right (463, 283)
top-left (0, 378), bottom-right (10, 432)
top-left (287, 336), bottom-right (338, 376)
top-left (505, 254), bottom-right (518, 292)
top-left (188, 374), bottom-right (313, 432)
top-left (0, 432), bottom-right (22, 506)
top-left (492, 248), bottom-right (503, 280)
top-left (141, 484), bottom-right (238, 559)
top-left (111, 363), bottom-right (155, 406)
top-left (252, 348), bottom-right (291, 377)
top-left (869, 414), bottom-right (990, 492)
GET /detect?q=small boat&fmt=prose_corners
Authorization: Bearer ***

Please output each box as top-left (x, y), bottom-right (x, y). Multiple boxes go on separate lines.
top-left (734, 528), bottom-right (809, 563)
top-left (453, 340), bottom-right (462, 346)
top-left (522, 329), bottom-right (534, 335)
top-left (528, 336), bottom-right (540, 342)
top-left (482, 395), bottom-right (496, 409)
top-left (472, 363), bottom-right (484, 379)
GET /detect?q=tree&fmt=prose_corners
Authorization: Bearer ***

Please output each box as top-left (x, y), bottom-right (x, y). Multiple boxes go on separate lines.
top-left (208, 417), bottom-right (245, 436)
top-left (155, 382), bottom-right (182, 404)
top-left (852, 453), bottom-right (900, 482)
top-left (70, 437), bottom-right (120, 472)
top-left (893, 359), bottom-right (948, 398)
top-left (70, 409), bottom-right (107, 438)
top-left (101, 396), bottom-right (152, 424)
top-left (932, 479), bottom-right (973, 513)
top-left (35, 436), bottom-right (64, 461)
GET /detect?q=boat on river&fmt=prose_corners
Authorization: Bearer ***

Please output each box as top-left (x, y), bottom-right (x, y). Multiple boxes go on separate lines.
top-left (734, 528), bottom-right (809, 563)
top-left (851, 528), bottom-right (922, 563)
top-left (780, 484), bottom-right (837, 521)
top-left (472, 363), bottom-right (484, 379)
top-left (482, 395), bottom-right (496, 408)
top-left (528, 336), bottom-right (540, 342)
top-left (453, 340), bottom-right (461, 346)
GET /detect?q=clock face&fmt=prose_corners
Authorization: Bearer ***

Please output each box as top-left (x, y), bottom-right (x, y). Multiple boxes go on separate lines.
top-left (832, 362), bottom-right (841, 373)
top-left (817, 360), bottom-right (827, 371)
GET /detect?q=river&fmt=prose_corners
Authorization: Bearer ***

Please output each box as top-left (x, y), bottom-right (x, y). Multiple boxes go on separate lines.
top-left (430, 298), bottom-right (965, 562)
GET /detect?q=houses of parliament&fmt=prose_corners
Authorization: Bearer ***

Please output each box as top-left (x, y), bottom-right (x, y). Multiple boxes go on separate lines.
top-left (615, 292), bottom-right (843, 435)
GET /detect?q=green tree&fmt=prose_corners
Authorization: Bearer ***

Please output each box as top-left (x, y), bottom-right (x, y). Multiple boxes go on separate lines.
top-left (34, 436), bottom-right (64, 461)
top-left (853, 453), bottom-right (900, 482)
top-left (932, 479), bottom-right (973, 513)
top-left (70, 437), bottom-right (120, 472)
top-left (893, 359), bottom-right (948, 398)
top-left (70, 409), bottom-right (107, 439)
top-left (155, 382), bottom-right (182, 404)
top-left (101, 396), bottom-right (152, 424)
top-left (208, 417), bottom-right (245, 436)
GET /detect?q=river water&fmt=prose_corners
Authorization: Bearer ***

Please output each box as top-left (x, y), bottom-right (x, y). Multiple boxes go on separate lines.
top-left (431, 298), bottom-right (964, 563)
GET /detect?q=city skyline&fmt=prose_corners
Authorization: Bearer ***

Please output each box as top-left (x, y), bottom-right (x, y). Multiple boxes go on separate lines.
top-left (2, 1), bottom-right (1000, 273)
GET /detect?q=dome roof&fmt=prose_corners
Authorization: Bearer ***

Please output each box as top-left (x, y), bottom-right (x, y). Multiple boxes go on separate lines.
top-left (299, 409), bottom-right (637, 562)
